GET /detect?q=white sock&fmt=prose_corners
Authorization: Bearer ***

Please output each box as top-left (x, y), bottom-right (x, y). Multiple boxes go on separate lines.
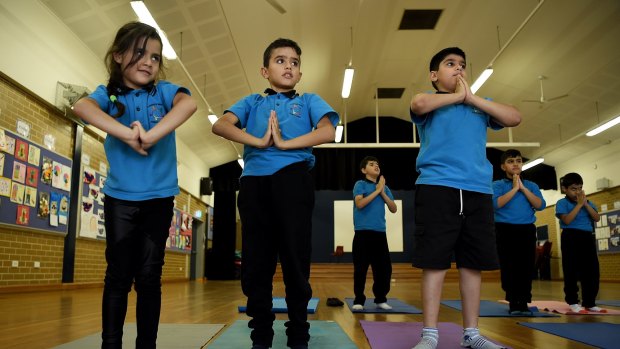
top-left (462, 328), bottom-right (506, 349)
top-left (412, 327), bottom-right (438, 349)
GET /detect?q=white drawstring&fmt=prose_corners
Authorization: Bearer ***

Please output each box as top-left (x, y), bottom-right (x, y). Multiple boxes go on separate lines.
top-left (459, 189), bottom-right (464, 216)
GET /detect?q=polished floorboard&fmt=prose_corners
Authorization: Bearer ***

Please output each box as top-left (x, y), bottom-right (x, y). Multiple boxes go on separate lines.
top-left (1, 267), bottom-right (619, 349)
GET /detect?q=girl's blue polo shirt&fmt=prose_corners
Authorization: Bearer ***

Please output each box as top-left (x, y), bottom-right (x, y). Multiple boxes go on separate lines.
top-left (353, 179), bottom-right (394, 232)
top-left (555, 197), bottom-right (597, 232)
top-left (411, 94), bottom-right (502, 194)
top-left (226, 90), bottom-right (339, 176)
top-left (492, 178), bottom-right (546, 224)
top-left (88, 81), bottom-right (190, 201)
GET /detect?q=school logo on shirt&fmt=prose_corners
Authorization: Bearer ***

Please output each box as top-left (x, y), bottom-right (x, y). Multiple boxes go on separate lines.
top-left (290, 103), bottom-right (302, 117)
top-left (148, 104), bottom-right (165, 123)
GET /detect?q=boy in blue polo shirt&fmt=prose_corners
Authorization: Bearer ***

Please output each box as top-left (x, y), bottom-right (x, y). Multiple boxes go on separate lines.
top-left (409, 47), bottom-right (521, 349)
top-left (212, 38), bottom-right (339, 349)
top-left (351, 156), bottom-right (397, 311)
top-left (492, 149), bottom-right (546, 315)
top-left (555, 172), bottom-right (604, 313)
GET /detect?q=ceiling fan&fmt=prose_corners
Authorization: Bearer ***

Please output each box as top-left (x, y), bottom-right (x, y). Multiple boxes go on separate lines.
top-left (522, 75), bottom-right (569, 104)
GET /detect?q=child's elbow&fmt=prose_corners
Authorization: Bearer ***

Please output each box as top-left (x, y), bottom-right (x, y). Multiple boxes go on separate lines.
top-left (505, 109), bottom-right (522, 127)
top-left (410, 97), bottom-right (426, 115)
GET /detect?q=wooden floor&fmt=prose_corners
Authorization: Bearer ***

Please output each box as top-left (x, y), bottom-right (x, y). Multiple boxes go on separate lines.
top-left (1, 264), bottom-right (619, 349)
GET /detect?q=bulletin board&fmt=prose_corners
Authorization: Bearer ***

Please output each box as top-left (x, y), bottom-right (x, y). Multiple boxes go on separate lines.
top-left (77, 163), bottom-right (192, 253)
top-left (78, 165), bottom-right (106, 240)
top-left (0, 128), bottom-right (72, 235)
top-left (595, 208), bottom-right (620, 254)
top-left (167, 207), bottom-right (192, 253)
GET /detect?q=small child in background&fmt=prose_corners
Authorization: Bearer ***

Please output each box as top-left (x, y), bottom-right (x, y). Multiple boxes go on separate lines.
top-left (492, 149), bottom-right (546, 314)
top-left (555, 173), bottom-right (604, 313)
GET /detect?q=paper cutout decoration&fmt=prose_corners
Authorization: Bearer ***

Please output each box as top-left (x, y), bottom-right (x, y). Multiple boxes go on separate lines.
top-left (38, 191), bottom-right (50, 218)
top-left (0, 177), bottom-right (11, 197)
top-left (41, 156), bottom-right (53, 185)
top-left (50, 192), bottom-right (60, 227)
top-left (61, 164), bottom-right (71, 192)
top-left (14, 139), bottom-right (28, 162)
top-left (3, 135), bottom-right (15, 155)
top-left (24, 186), bottom-right (37, 207)
top-left (82, 197), bottom-right (93, 213)
top-left (79, 211), bottom-right (97, 238)
top-left (10, 182), bottom-right (25, 204)
top-left (83, 167), bottom-right (96, 184)
top-left (0, 129), bottom-right (7, 152)
top-left (12, 161), bottom-right (26, 183)
top-left (17, 205), bottom-right (30, 225)
top-left (27, 144), bottom-right (41, 166)
top-left (26, 166), bottom-right (39, 187)
top-left (0, 153), bottom-right (5, 176)
top-left (51, 161), bottom-right (62, 189)
top-left (59, 194), bottom-right (69, 224)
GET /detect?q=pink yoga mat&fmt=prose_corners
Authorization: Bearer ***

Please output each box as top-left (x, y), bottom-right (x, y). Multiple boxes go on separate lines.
top-left (527, 300), bottom-right (620, 315)
top-left (359, 320), bottom-right (510, 349)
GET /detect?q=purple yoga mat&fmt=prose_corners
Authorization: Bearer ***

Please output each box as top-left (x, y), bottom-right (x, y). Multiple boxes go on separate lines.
top-left (359, 320), bottom-right (511, 349)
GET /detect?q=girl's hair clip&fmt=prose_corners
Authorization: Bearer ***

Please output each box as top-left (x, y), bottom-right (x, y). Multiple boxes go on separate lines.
top-left (109, 95), bottom-right (118, 103)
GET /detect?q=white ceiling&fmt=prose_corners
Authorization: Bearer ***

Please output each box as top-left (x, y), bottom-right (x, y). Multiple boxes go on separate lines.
top-left (41, 0), bottom-right (620, 170)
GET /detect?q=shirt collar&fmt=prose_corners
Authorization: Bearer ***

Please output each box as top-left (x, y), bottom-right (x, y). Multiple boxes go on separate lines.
top-left (264, 88), bottom-right (298, 99)
top-left (363, 177), bottom-right (377, 184)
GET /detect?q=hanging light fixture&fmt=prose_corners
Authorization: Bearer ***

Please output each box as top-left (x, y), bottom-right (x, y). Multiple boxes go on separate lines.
top-left (471, 67), bottom-right (493, 94)
top-left (208, 113), bottom-right (218, 125)
top-left (522, 158), bottom-right (544, 171)
top-left (586, 115), bottom-right (620, 137)
top-left (130, 1), bottom-right (177, 59)
top-left (341, 27), bottom-right (355, 99)
top-left (335, 124), bottom-right (344, 142)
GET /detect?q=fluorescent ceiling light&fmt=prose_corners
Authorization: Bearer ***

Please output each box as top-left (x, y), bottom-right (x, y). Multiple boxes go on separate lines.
top-left (586, 115), bottom-right (620, 137)
top-left (470, 68), bottom-right (493, 94)
top-left (237, 158), bottom-right (244, 169)
top-left (341, 67), bottom-right (355, 98)
top-left (130, 1), bottom-right (177, 59)
top-left (522, 157), bottom-right (544, 171)
top-left (208, 114), bottom-right (218, 125)
top-left (335, 125), bottom-right (344, 143)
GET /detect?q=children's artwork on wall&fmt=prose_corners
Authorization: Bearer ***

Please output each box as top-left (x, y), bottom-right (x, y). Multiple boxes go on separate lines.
top-left (0, 153), bottom-right (5, 176)
top-left (38, 191), bottom-right (50, 218)
top-left (97, 223), bottom-right (106, 239)
top-left (3, 135), bottom-right (15, 155)
top-left (83, 167), bottom-right (96, 184)
top-left (167, 207), bottom-right (193, 252)
top-left (24, 186), bottom-right (37, 207)
top-left (12, 161), bottom-right (26, 183)
top-left (79, 211), bottom-right (97, 239)
top-left (26, 166), bottom-right (39, 187)
top-left (14, 139), bottom-right (28, 162)
top-left (0, 177), bottom-right (11, 197)
top-left (27, 144), bottom-right (40, 166)
top-left (50, 192), bottom-right (59, 227)
top-left (0, 129), bottom-right (7, 152)
top-left (99, 176), bottom-right (106, 190)
top-left (61, 164), bottom-right (71, 192)
top-left (16, 205), bottom-right (30, 225)
top-left (41, 157), bottom-right (53, 185)
top-left (97, 208), bottom-right (105, 222)
top-left (59, 194), bottom-right (69, 224)
top-left (82, 196), bottom-right (93, 213)
top-left (10, 182), bottom-right (25, 204)
top-left (51, 161), bottom-right (62, 189)
top-left (88, 184), bottom-right (99, 201)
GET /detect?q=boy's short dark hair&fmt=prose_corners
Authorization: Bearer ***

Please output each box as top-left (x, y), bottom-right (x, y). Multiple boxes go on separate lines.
top-left (561, 173), bottom-right (583, 187)
top-left (263, 38), bottom-right (302, 67)
top-left (429, 47), bottom-right (466, 89)
top-left (360, 156), bottom-right (379, 170)
top-left (500, 149), bottom-right (522, 164)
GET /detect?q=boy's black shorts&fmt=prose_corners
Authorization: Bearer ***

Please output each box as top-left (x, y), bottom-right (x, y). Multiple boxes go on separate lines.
top-left (412, 184), bottom-right (499, 270)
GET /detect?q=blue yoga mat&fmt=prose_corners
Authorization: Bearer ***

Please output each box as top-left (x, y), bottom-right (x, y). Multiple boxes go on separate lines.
top-left (519, 322), bottom-right (620, 349)
top-left (440, 300), bottom-right (559, 317)
top-left (207, 320), bottom-right (357, 349)
top-left (598, 300), bottom-right (620, 307)
top-left (238, 297), bottom-right (319, 314)
top-left (345, 298), bottom-right (422, 314)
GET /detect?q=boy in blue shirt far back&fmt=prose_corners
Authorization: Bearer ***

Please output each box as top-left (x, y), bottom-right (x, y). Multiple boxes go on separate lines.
top-left (555, 172), bottom-right (605, 313)
top-left (492, 149), bottom-right (546, 315)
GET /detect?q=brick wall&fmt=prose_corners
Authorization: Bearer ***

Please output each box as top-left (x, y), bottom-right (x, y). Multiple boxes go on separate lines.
top-left (536, 185), bottom-right (620, 281)
top-left (0, 73), bottom-right (193, 288)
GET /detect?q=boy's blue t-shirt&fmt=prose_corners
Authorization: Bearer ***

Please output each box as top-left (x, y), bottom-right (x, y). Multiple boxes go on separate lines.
top-left (226, 91), bottom-right (339, 176)
top-left (493, 178), bottom-right (546, 224)
top-left (410, 94), bottom-right (502, 194)
top-left (353, 179), bottom-right (394, 232)
top-left (555, 197), bottom-right (597, 231)
top-left (88, 81), bottom-right (190, 200)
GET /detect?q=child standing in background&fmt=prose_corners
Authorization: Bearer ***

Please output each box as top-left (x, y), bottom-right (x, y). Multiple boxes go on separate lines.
top-left (351, 156), bottom-right (397, 311)
top-left (492, 149), bottom-right (546, 314)
top-left (73, 21), bottom-right (197, 348)
top-left (555, 172), bottom-right (604, 313)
